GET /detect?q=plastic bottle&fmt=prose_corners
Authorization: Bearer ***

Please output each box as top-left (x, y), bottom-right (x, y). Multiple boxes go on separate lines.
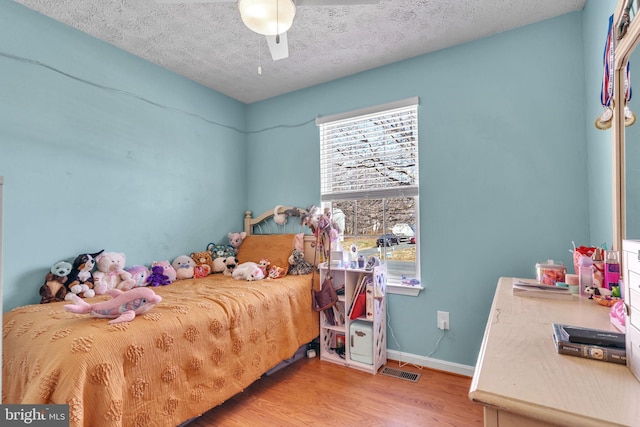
top-left (578, 256), bottom-right (593, 298)
top-left (591, 248), bottom-right (604, 288)
top-left (604, 250), bottom-right (620, 291)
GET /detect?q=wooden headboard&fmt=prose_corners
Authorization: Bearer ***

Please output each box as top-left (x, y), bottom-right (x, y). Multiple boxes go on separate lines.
top-left (244, 206), bottom-right (318, 265)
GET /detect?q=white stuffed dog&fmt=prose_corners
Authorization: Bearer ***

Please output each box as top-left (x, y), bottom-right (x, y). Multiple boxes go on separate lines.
top-left (232, 262), bottom-right (265, 281)
top-left (222, 257), bottom-right (238, 276)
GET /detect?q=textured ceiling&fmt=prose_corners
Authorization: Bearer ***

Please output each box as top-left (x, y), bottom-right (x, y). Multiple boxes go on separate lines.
top-left (16, 0), bottom-right (586, 104)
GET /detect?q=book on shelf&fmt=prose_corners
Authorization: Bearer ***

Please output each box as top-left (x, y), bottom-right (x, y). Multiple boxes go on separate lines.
top-left (512, 279), bottom-right (573, 300)
top-left (332, 301), bottom-right (345, 326)
top-left (349, 293), bottom-right (366, 320)
top-left (324, 307), bottom-right (336, 326)
top-left (552, 323), bottom-right (627, 365)
top-left (347, 274), bottom-right (369, 318)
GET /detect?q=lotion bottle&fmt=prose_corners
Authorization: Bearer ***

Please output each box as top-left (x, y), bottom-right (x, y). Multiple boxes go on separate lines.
top-left (604, 250), bottom-right (620, 291)
top-left (591, 248), bottom-right (604, 289)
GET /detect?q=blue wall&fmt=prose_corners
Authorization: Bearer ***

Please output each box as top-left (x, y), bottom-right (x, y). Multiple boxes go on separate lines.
top-left (246, 9), bottom-right (605, 366)
top-left (0, 1), bottom-right (618, 368)
top-left (584, 0), bottom-right (618, 247)
top-left (0, 2), bottom-right (247, 311)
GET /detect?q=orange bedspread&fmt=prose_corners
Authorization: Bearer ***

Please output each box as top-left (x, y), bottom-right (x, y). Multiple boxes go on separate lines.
top-left (3, 274), bottom-right (319, 427)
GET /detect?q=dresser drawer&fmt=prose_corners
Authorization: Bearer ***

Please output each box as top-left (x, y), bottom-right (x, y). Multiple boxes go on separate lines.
top-left (632, 304), bottom-right (640, 331)
top-left (628, 324), bottom-right (640, 383)
top-left (626, 244), bottom-right (640, 275)
top-left (629, 271), bottom-right (640, 309)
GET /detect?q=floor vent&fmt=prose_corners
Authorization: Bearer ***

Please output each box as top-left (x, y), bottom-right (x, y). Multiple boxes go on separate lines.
top-left (380, 366), bottom-right (421, 383)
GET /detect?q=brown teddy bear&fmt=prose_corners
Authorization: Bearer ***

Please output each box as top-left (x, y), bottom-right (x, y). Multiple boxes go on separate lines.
top-left (190, 251), bottom-right (214, 276)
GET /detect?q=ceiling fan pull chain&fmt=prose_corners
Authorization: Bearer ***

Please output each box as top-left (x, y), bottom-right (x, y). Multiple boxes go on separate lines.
top-left (276, 0), bottom-right (280, 43)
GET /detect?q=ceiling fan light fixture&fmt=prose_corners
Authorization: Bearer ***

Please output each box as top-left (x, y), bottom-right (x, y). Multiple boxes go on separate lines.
top-left (239, 0), bottom-right (296, 36)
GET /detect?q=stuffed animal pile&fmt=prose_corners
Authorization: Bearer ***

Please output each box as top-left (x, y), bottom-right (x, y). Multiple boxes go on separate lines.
top-left (36, 226), bottom-right (309, 304)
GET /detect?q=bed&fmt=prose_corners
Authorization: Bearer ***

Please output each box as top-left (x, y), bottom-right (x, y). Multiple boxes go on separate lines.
top-left (2, 208), bottom-right (320, 427)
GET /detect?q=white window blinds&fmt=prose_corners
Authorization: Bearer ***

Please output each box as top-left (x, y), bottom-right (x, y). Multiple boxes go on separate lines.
top-left (318, 99), bottom-right (419, 201)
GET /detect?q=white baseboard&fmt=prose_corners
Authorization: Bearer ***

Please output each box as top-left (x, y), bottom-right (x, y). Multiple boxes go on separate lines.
top-left (386, 349), bottom-right (475, 377)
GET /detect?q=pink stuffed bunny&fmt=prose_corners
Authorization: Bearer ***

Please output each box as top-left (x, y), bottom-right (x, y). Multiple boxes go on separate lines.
top-left (152, 260), bottom-right (177, 283)
top-left (228, 231), bottom-right (247, 249)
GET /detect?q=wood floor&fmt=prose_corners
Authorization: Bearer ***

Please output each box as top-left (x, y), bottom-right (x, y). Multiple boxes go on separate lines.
top-left (186, 358), bottom-right (484, 426)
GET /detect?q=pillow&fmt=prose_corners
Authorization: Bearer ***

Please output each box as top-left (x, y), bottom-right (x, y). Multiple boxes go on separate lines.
top-left (293, 233), bottom-right (305, 252)
top-left (236, 234), bottom-right (295, 275)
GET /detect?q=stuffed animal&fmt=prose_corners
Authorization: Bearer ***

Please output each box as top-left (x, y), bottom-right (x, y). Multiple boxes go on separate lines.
top-left (64, 250), bottom-right (104, 300)
top-left (232, 262), bottom-right (265, 281)
top-left (223, 256), bottom-right (238, 276)
top-left (274, 205), bottom-right (307, 225)
top-left (190, 251), bottom-right (214, 275)
top-left (193, 265), bottom-right (210, 278)
top-left (228, 232), bottom-right (247, 250)
top-left (206, 243), bottom-right (236, 259)
top-left (146, 265), bottom-right (171, 287)
top-left (64, 287), bottom-right (162, 324)
top-left (39, 260), bottom-right (72, 304)
top-left (268, 265), bottom-right (286, 279)
top-left (93, 252), bottom-right (136, 294)
top-left (288, 249), bottom-right (313, 275)
top-left (212, 257), bottom-right (226, 274)
top-left (366, 256), bottom-right (382, 271)
top-left (152, 261), bottom-right (177, 283)
top-left (584, 286), bottom-right (613, 299)
top-left (126, 265), bottom-right (150, 288)
top-left (172, 255), bottom-right (195, 280)
top-left (258, 258), bottom-right (270, 277)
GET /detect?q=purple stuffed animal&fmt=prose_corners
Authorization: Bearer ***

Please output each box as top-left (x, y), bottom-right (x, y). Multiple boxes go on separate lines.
top-left (146, 265), bottom-right (171, 287)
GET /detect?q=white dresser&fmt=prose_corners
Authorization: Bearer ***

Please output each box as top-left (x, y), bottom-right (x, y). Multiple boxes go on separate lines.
top-left (623, 240), bottom-right (640, 382)
top-left (470, 277), bottom-right (640, 427)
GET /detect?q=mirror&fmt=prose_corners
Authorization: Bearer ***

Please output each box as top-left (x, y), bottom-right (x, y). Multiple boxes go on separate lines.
top-left (613, 0), bottom-right (640, 249)
top-left (627, 57), bottom-right (640, 240)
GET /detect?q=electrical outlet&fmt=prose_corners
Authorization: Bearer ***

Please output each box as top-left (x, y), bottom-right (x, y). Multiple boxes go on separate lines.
top-left (437, 311), bottom-right (450, 330)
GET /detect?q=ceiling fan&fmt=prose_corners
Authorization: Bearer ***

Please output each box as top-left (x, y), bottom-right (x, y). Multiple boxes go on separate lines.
top-left (155, 0), bottom-right (379, 61)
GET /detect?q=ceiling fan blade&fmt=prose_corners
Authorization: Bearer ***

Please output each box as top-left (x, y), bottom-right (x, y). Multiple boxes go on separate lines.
top-left (265, 33), bottom-right (289, 61)
top-left (296, 0), bottom-right (379, 5)
top-left (155, 0), bottom-right (378, 4)
top-left (154, 0), bottom-right (231, 3)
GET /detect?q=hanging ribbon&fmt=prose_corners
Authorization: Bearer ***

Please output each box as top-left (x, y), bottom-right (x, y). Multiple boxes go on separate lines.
top-left (624, 60), bottom-right (636, 126)
top-left (596, 15), bottom-right (616, 130)
top-left (596, 14), bottom-right (636, 130)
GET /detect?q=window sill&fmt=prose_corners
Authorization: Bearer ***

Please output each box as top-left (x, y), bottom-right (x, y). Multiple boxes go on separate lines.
top-left (387, 283), bottom-right (423, 296)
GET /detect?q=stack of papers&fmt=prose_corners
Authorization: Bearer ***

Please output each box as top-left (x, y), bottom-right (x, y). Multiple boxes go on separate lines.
top-left (512, 280), bottom-right (573, 300)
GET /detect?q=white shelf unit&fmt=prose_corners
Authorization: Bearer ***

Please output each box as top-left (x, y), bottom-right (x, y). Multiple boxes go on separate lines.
top-left (318, 262), bottom-right (387, 374)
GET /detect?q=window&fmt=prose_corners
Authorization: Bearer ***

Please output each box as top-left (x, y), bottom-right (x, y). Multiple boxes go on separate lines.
top-left (316, 98), bottom-right (420, 291)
